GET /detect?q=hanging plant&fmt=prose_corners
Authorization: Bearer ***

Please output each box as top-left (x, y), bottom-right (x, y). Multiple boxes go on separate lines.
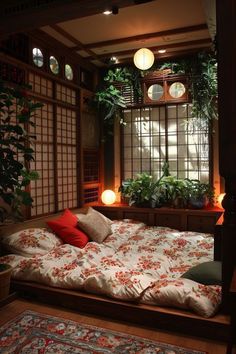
top-left (95, 84), bottom-right (127, 121)
top-left (188, 52), bottom-right (218, 130)
top-left (158, 52), bottom-right (218, 129)
top-left (94, 52), bottom-right (217, 130)
top-left (94, 67), bottom-right (142, 124)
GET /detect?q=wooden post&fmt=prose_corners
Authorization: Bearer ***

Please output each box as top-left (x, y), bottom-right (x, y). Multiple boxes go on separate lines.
top-left (216, 0), bottom-right (236, 311)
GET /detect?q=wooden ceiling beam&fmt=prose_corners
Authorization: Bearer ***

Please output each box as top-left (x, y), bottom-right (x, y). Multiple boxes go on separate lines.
top-left (75, 24), bottom-right (208, 50)
top-left (85, 38), bottom-right (212, 60)
top-left (50, 24), bottom-right (103, 64)
top-left (0, 0), bottom-right (134, 38)
top-left (116, 46), bottom-right (212, 65)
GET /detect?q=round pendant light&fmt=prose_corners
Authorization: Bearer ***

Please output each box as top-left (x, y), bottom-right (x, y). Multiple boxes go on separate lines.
top-left (133, 48), bottom-right (155, 70)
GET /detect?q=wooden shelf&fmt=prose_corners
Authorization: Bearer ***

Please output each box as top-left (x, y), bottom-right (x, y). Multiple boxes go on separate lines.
top-left (94, 204), bottom-right (223, 234)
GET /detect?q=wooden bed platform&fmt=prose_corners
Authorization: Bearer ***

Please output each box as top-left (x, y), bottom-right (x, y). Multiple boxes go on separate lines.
top-left (11, 279), bottom-right (230, 342)
top-left (0, 207), bottom-right (230, 342)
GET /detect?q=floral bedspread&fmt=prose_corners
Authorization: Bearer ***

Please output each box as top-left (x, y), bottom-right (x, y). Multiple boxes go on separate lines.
top-left (0, 220), bottom-right (221, 317)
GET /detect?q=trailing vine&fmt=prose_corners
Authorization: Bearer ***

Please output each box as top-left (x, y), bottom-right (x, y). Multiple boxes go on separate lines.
top-left (157, 52), bottom-right (218, 129)
top-left (94, 52), bottom-right (217, 130)
top-left (94, 67), bottom-right (141, 124)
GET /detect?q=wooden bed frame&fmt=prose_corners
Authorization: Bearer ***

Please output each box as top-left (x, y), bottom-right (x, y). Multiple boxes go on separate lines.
top-left (0, 207), bottom-right (231, 342)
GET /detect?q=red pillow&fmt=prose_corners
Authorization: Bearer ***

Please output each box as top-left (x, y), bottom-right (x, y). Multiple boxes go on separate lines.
top-left (47, 209), bottom-right (78, 233)
top-left (46, 209), bottom-right (89, 248)
top-left (58, 227), bottom-right (89, 248)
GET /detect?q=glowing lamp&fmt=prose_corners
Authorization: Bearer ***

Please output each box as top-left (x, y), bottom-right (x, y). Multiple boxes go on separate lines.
top-left (101, 190), bottom-right (116, 205)
top-left (218, 193), bottom-right (225, 208)
top-left (133, 48), bottom-right (155, 70)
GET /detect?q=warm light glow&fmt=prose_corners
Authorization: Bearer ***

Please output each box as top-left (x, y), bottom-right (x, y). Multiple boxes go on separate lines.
top-left (133, 48), bottom-right (155, 70)
top-left (218, 193), bottom-right (225, 208)
top-left (101, 190), bottom-right (116, 205)
top-left (110, 56), bottom-right (118, 64)
top-left (158, 49), bottom-right (166, 54)
top-left (103, 10), bottom-right (112, 15)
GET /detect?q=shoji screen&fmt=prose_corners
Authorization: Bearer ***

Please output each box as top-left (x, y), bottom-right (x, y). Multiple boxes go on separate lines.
top-left (56, 106), bottom-right (77, 210)
top-left (30, 102), bottom-right (55, 216)
top-left (122, 103), bottom-right (210, 182)
top-left (28, 72), bottom-right (79, 217)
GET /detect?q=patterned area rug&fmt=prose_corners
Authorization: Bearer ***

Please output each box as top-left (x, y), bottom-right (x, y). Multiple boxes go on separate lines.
top-left (0, 310), bottom-right (206, 353)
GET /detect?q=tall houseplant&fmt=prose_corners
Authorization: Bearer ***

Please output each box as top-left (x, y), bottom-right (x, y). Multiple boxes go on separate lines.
top-left (0, 81), bottom-right (42, 223)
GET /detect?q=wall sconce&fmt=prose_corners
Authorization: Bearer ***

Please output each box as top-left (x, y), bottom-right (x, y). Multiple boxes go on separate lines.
top-left (133, 48), bottom-right (155, 70)
top-left (101, 190), bottom-right (116, 205)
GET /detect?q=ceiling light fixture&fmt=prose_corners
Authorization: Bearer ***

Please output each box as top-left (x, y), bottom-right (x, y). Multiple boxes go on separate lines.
top-left (158, 49), bottom-right (166, 54)
top-left (133, 48), bottom-right (155, 70)
top-left (103, 6), bottom-right (119, 15)
top-left (110, 56), bottom-right (118, 64)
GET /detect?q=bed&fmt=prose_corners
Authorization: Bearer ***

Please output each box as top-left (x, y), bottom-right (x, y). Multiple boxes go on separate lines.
top-left (0, 207), bottom-right (228, 341)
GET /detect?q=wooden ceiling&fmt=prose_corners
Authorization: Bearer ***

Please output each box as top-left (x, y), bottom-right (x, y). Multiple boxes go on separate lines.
top-left (0, 0), bottom-right (216, 67)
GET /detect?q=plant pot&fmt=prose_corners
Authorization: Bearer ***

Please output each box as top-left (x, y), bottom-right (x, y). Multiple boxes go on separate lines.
top-left (0, 264), bottom-right (12, 301)
top-left (189, 196), bottom-right (207, 209)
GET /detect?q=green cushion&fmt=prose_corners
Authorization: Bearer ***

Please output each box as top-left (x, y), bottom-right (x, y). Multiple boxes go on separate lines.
top-left (181, 261), bottom-right (222, 285)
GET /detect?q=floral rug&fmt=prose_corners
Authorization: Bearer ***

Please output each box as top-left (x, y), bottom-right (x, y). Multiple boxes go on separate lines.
top-left (0, 310), bottom-right (206, 353)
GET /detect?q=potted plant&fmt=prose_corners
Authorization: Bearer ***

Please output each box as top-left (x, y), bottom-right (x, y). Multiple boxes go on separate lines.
top-left (158, 176), bottom-right (191, 208)
top-left (0, 81), bottom-right (42, 299)
top-left (187, 179), bottom-right (215, 209)
top-left (0, 80), bottom-right (41, 223)
top-left (0, 264), bottom-right (12, 301)
top-left (119, 173), bottom-right (162, 208)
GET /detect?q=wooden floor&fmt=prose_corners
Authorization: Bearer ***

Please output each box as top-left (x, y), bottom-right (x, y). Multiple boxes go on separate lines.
top-left (0, 298), bottom-right (232, 354)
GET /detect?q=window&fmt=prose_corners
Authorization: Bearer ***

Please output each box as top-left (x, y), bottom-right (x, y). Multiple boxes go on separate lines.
top-left (49, 55), bottom-right (59, 75)
top-left (169, 82), bottom-right (186, 98)
top-left (32, 47), bottom-right (43, 67)
top-left (65, 64), bottom-right (73, 80)
top-left (122, 103), bottom-right (210, 183)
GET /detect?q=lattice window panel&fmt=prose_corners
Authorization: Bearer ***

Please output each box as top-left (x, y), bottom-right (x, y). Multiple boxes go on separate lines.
top-left (114, 83), bottom-right (142, 106)
top-left (30, 103), bottom-right (55, 216)
top-left (122, 104), bottom-right (210, 183)
top-left (83, 150), bottom-right (99, 183)
top-left (29, 72), bottom-right (53, 97)
top-left (56, 107), bottom-right (77, 145)
top-left (57, 106), bottom-right (77, 210)
top-left (56, 83), bottom-right (76, 105)
top-left (83, 187), bottom-right (99, 204)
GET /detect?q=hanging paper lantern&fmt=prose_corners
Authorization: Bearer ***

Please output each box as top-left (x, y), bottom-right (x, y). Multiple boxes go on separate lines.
top-left (133, 48), bottom-right (155, 70)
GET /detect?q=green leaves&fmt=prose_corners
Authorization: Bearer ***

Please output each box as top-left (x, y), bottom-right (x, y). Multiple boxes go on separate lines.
top-left (159, 52), bottom-right (217, 129)
top-left (0, 80), bottom-right (42, 222)
top-left (94, 67), bottom-right (141, 124)
top-left (104, 68), bottom-right (132, 83)
top-left (95, 84), bottom-right (127, 120)
top-left (120, 167), bottom-right (214, 209)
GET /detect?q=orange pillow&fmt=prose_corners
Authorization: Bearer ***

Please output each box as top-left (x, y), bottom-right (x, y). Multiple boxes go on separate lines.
top-left (58, 227), bottom-right (89, 248)
top-left (47, 209), bottom-right (78, 233)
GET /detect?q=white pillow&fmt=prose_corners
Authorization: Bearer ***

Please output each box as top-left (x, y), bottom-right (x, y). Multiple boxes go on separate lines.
top-left (141, 278), bottom-right (221, 317)
top-left (1, 228), bottom-right (63, 257)
top-left (76, 207), bottom-right (112, 243)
